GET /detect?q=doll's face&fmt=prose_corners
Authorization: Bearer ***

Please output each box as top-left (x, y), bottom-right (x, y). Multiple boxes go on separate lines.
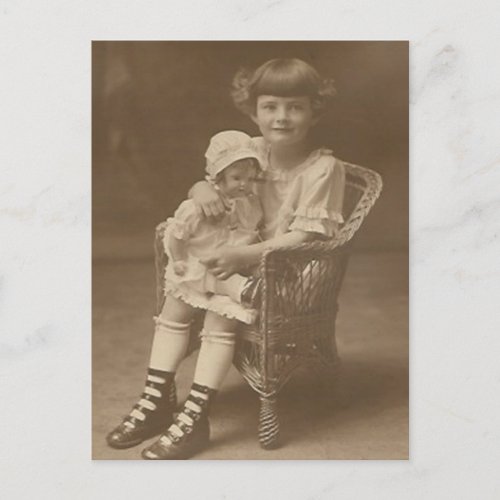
top-left (218, 159), bottom-right (259, 198)
top-left (251, 95), bottom-right (319, 148)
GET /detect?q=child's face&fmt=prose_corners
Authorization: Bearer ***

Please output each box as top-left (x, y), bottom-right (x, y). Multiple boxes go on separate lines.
top-left (251, 95), bottom-right (319, 148)
top-left (218, 159), bottom-right (258, 198)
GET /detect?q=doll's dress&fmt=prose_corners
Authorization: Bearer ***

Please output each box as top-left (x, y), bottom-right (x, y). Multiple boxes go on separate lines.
top-left (163, 195), bottom-right (262, 324)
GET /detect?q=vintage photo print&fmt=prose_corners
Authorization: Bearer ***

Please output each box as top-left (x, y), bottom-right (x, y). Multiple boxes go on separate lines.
top-left (92, 41), bottom-right (408, 460)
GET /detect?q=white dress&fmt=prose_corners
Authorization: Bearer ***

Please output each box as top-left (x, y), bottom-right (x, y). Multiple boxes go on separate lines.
top-left (163, 195), bottom-right (263, 324)
top-left (251, 137), bottom-right (346, 313)
top-left (252, 137), bottom-right (346, 240)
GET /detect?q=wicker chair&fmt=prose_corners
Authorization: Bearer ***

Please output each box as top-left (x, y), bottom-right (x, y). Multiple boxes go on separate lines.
top-left (154, 162), bottom-right (382, 450)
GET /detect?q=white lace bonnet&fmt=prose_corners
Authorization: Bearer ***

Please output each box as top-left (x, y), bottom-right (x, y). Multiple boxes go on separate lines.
top-left (205, 130), bottom-right (261, 181)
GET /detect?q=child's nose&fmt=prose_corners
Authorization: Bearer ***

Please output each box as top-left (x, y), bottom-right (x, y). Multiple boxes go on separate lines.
top-left (276, 106), bottom-right (288, 121)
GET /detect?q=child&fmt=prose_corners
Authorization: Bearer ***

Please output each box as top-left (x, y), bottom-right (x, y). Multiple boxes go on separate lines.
top-left (106, 131), bottom-right (263, 459)
top-left (193, 58), bottom-right (345, 305)
top-left (139, 58), bottom-right (347, 460)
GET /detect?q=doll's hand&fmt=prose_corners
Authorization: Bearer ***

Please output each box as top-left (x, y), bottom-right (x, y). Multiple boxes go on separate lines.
top-left (173, 260), bottom-right (188, 276)
top-left (200, 246), bottom-right (246, 280)
top-left (191, 181), bottom-right (227, 222)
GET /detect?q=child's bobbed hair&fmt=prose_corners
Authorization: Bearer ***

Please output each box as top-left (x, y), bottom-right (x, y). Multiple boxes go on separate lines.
top-left (231, 58), bottom-right (336, 116)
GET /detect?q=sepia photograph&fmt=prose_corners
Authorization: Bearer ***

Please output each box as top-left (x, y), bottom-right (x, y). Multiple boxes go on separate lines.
top-left (92, 41), bottom-right (408, 460)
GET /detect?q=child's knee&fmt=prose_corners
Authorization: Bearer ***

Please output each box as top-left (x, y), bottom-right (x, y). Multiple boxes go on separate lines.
top-left (202, 310), bottom-right (240, 332)
top-left (155, 316), bottom-right (191, 334)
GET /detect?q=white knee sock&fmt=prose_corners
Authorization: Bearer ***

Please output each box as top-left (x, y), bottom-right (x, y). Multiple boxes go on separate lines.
top-left (193, 329), bottom-right (236, 390)
top-left (149, 318), bottom-right (191, 372)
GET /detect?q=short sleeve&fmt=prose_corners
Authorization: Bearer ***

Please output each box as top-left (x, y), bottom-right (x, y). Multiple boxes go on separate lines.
top-left (287, 156), bottom-right (345, 237)
top-left (164, 200), bottom-right (201, 241)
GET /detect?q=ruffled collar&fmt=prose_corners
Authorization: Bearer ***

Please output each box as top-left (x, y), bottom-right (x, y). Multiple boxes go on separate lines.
top-left (252, 137), bottom-right (333, 181)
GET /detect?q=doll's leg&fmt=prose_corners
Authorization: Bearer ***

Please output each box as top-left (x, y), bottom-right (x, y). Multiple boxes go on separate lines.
top-left (142, 312), bottom-right (239, 460)
top-left (106, 294), bottom-right (195, 449)
top-left (205, 271), bottom-right (262, 308)
top-left (205, 272), bottom-right (247, 303)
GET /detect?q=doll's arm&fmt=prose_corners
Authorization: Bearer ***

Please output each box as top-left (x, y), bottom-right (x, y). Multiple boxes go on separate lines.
top-left (168, 235), bottom-right (188, 276)
top-left (188, 180), bottom-right (227, 221)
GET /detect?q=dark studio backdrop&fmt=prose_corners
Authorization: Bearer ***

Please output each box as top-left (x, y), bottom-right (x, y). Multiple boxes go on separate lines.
top-left (92, 41), bottom-right (408, 259)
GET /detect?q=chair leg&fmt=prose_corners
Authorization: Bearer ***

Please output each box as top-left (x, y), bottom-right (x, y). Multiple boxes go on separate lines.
top-left (258, 395), bottom-right (280, 450)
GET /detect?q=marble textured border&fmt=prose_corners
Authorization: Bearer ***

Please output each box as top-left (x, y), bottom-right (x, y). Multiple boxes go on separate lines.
top-left (1, 0), bottom-right (500, 498)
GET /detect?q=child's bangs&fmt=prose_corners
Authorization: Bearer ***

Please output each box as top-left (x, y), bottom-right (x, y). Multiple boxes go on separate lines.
top-left (254, 62), bottom-right (318, 98)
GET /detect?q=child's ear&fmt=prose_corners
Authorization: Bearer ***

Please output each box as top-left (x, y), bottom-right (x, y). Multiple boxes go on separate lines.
top-left (311, 114), bottom-right (321, 127)
top-left (250, 113), bottom-right (259, 126)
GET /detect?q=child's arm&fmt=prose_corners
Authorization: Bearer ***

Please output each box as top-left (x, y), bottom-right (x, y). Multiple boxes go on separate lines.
top-left (188, 181), bottom-right (227, 221)
top-left (201, 230), bottom-right (317, 280)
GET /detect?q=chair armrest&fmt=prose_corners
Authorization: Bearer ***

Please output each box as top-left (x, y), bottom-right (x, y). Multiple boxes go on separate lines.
top-left (260, 235), bottom-right (344, 267)
top-left (258, 162), bottom-right (383, 292)
top-left (258, 237), bottom-right (350, 323)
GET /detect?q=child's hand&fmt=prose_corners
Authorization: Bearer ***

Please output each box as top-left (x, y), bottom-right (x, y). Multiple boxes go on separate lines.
top-left (173, 260), bottom-right (188, 276)
top-left (200, 246), bottom-right (246, 280)
top-left (191, 181), bottom-right (227, 222)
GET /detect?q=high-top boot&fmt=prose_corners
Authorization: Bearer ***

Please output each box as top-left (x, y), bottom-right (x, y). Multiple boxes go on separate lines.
top-left (106, 368), bottom-right (176, 449)
top-left (141, 382), bottom-right (216, 460)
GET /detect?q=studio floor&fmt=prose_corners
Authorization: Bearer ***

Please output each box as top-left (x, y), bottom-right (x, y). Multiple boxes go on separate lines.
top-left (92, 251), bottom-right (408, 460)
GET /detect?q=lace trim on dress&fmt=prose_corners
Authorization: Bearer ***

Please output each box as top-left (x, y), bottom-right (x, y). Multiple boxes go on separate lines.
top-left (276, 204), bottom-right (344, 237)
top-left (164, 281), bottom-right (258, 325)
top-left (252, 136), bottom-right (333, 174)
top-left (262, 148), bottom-right (334, 181)
top-left (288, 216), bottom-right (340, 238)
top-left (294, 205), bottom-right (344, 224)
